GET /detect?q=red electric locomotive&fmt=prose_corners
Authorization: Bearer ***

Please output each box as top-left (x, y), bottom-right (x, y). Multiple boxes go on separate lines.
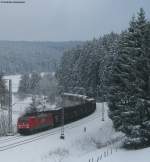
top-left (17, 112), bottom-right (54, 134)
top-left (17, 94), bottom-right (96, 135)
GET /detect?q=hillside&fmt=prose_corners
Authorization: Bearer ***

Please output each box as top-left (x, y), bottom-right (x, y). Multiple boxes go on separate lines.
top-left (0, 41), bottom-right (82, 74)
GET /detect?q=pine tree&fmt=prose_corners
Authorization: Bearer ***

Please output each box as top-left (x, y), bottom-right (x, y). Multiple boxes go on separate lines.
top-left (26, 96), bottom-right (38, 114)
top-left (56, 46), bottom-right (83, 92)
top-left (18, 74), bottom-right (30, 94)
top-left (38, 73), bottom-right (58, 104)
top-left (108, 8), bottom-right (150, 149)
top-left (29, 72), bottom-right (41, 93)
top-left (56, 33), bottom-right (119, 98)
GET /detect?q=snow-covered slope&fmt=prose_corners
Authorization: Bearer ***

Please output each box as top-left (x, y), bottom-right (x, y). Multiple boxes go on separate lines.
top-left (0, 103), bottom-right (113, 161)
top-left (0, 103), bottom-right (149, 162)
top-left (0, 75), bottom-right (150, 162)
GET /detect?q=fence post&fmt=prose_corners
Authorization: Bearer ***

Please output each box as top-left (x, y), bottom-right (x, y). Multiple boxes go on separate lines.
top-left (104, 151), bottom-right (106, 157)
top-left (100, 154), bottom-right (102, 160)
top-left (107, 148), bottom-right (109, 156)
top-left (97, 157), bottom-right (99, 162)
top-left (92, 157), bottom-right (94, 162)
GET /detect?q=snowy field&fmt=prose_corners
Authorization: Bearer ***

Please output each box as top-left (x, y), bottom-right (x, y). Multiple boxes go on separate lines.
top-left (0, 75), bottom-right (150, 162)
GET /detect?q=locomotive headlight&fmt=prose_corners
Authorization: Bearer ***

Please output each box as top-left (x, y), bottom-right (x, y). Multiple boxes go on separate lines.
top-left (18, 123), bottom-right (30, 129)
top-left (25, 124), bottom-right (30, 128)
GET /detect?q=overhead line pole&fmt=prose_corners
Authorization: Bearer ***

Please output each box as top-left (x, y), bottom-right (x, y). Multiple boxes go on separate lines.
top-left (8, 79), bottom-right (13, 135)
top-left (60, 93), bottom-right (65, 139)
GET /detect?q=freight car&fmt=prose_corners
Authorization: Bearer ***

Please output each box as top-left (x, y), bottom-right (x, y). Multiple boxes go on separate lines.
top-left (17, 94), bottom-right (96, 135)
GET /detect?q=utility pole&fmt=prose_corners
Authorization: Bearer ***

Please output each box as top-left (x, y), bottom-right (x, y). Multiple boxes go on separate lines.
top-left (97, 85), bottom-right (104, 121)
top-left (60, 93), bottom-right (65, 139)
top-left (43, 96), bottom-right (46, 111)
top-left (60, 106), bottom-right (65, 139)
top-left (101, 101), bottom-right (105, 121)
top-left (8, 79), bottom-right (13, 135)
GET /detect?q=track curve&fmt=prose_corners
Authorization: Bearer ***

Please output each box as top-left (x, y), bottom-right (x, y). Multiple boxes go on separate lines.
top-left (0, 106), bottom-right (100, 152)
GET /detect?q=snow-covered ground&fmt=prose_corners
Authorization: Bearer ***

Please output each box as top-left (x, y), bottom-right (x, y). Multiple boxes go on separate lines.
top-left (0, 103), bottom-right (114, 162)
top-left (4, 74), bottom-right (21, 93)
top-left (0, 102), bottom-right (149, 162)
top-left (0, 75), bottom-right (150, 162)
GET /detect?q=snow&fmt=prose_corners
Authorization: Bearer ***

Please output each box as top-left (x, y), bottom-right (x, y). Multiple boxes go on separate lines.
top-left (66, 147), bottom-right (150, 162)
top-left (4, 75), bottom-right (21, 93)
top-left (63, 92), bottom-right (89, 99)
top-left (0, 75), bottom-right (150, 162)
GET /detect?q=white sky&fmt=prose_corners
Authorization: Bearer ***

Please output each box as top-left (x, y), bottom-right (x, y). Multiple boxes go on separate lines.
top-left (0, 0), bottom-right (149, 41)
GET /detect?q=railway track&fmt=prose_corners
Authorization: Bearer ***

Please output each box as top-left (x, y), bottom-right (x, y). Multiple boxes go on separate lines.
top-left (0, 106), bottom-right (101, 152)
top-left (0, 135), bottom-right (22, 144)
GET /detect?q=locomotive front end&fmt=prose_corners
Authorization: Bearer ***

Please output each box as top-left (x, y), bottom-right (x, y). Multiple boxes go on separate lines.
top-left (17, 116), bottom-right (31, 134)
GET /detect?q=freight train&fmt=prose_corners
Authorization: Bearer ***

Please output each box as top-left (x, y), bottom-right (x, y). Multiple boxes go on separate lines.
top-left (17, 93), bottom-right (96, 135)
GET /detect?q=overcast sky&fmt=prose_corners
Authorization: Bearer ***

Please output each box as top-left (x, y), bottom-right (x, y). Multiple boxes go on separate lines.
top-left (0, 0), bottom-right (149, 41)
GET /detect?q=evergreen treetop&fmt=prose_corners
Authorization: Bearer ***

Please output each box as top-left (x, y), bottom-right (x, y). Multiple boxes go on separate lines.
top-left (108, 8), bottom-right (150, 149)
